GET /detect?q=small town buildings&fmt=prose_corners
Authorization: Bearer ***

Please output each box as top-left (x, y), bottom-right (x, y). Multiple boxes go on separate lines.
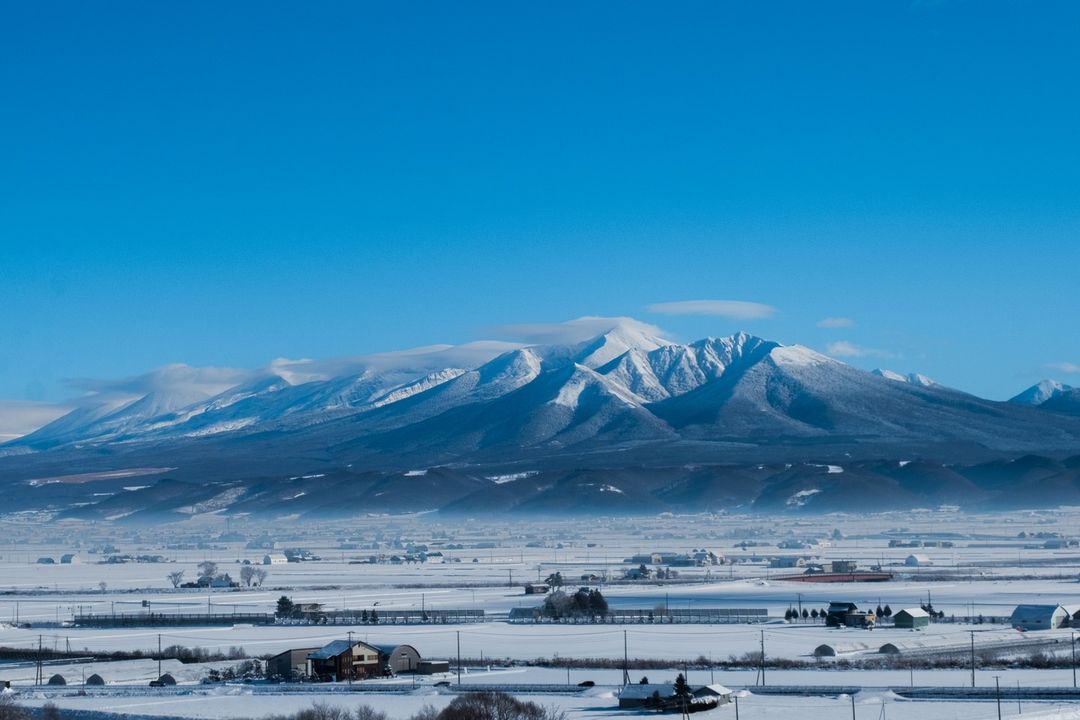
top-left (893, 608), bottom-right (930, 629)
top-left (905, 554), bottom-right (932, 567)
top-left (1010, 604), bottom-right (1069, 631)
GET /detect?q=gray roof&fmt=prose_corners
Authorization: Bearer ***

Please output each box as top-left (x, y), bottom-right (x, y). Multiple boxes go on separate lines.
top-left (371, 643), bottom-right (418, 657)
top-left (308, 640), bottom-right (354, 660)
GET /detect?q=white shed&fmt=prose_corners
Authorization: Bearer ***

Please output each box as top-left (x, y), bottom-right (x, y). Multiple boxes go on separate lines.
top-left (263, 553), bottom-right (288, 565)
top-left (905, 554), bottom-right (931, 567)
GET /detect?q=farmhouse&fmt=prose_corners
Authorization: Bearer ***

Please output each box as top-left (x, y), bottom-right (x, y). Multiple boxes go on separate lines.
top-left (1010, 604), bottom-right (1069, 631)
top-left (306, 639), bottom-right (423, 681)
top-left (825, 602), bottom-right (858, 626)
top-left (893, 608), bottom-right (930, 629)
top-left (825, 602), bottom-right (875, 628)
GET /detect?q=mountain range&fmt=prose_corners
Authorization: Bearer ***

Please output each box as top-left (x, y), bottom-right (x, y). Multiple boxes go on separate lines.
top-left (2, 320), bottom-right (1080, 518)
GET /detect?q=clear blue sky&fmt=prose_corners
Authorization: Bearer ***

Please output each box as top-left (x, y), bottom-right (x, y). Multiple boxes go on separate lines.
top-left (2, 0), bottom-right (1079, 415)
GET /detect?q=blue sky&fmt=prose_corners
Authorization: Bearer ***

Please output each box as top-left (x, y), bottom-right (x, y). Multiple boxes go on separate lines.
top-left (2, 1), bottom-right (1079, 434)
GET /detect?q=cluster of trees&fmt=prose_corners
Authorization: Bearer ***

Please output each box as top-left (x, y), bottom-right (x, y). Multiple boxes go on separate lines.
top-left (166, 561), bottom-right (267, 589)
top-left (784, 607), bottom-right (831, 622)
top-left (544, 572), bottom-right (564, 587)
top-left (541, 588), bottom-right (608, 619)
top-left (260, 693), bottom-right (564, 720)
top-left (203, 659), bottom-right (263, 682)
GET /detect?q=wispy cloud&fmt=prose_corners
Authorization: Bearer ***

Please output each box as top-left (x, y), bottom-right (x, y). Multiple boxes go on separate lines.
top-left (0, 400), bottom-right (73, 442)
top-left (489, 316), bottom-right (669, 345)
top-left (69, 364), bottom-right (255, 401)
top-left (1046, 362), bottom-right (1080, 374)
top-left (646, 299), bottom-right (776, 319)
top-left (817, 317), bottom-right (854, 329)
top-left (826, 340), bottom-right (894, 359)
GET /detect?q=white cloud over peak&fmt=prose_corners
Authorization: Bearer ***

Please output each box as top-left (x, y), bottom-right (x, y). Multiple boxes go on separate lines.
top-left (826, 340), bottom-right (894, 359)
top-left (646, 299), bottom-right (777, 319)
top-left (1047, 362), bottom-right (1080, 374)
top-left (817, 317), bottom-right (854, 329)
top-left (489, 316), bottom-right (670, 345)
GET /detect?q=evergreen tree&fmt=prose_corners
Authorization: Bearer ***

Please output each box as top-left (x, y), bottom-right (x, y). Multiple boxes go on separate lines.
top-left (674, 671), bottom-right (692, 712)
top-left (275, 596), bottom-right (295, 618)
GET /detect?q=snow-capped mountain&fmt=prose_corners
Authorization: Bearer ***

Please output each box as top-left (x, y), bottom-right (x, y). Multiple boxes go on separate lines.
top-left (872, 368), bottom-right (936, 387)
top-left (5, 319), bottom-right (1080, 519)
top-left (1010, 379), bottom-right (1075, 406)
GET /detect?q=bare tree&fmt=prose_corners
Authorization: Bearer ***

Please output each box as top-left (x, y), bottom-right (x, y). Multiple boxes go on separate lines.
top-left (197, 561), bottom-right (218, 579)
top-left (167, 570), bottom-right (185, 588)
top-left (254, 568), bottom-right (268, 587)
top-left (0, 694), bottom-right (30, 720)
top-left (240, 565), bottom-right (256, 587)
top-left (98, 581), bottom-right (107, 593)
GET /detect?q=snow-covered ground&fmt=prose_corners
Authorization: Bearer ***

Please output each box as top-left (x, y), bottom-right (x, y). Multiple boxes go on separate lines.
top-left (12, 685), bottom-right (1080, 720)
top-left (5, 509), bottom-right (1080, 718)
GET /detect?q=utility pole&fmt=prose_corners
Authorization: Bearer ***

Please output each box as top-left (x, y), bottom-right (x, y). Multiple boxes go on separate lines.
top-left (734, 693), bottom-right (739, 720)
top-left (347, 631), bottom-right (354, 686)
top-left (760, 630), bottom-right (766, 687)
top-left (456, 631), bottom-right (461, 687)
top-left (1072, 633), bottom-right (1076, 688)
top-left (994, 675), bottom-right (1002, 720)
top-left (850, 692), bottom-right (856, 720)
top-left (36, 635), bottom-right (43, 685)
top-left (970, 631), bottom-right (976, 687)
top-left (622, 630), bottom-right (630, 685)
top-left (157, 634), bottom-right (162, 680)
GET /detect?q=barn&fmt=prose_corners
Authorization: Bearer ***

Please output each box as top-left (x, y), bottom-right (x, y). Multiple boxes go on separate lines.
top-left (268, 647), bottom-right (319, 680)
top-left (373, 644), bottom-right (421, 674)
top-left (894, 608), bottom-right (930, 629)
top-left (1010, 604), bottom-right (1069, 631)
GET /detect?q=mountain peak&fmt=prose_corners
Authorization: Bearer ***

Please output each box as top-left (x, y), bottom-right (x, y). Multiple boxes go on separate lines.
top-left (1010, 379), bottom-right (1074, 406)
top-left (872, 368), bottom-right (936, 387)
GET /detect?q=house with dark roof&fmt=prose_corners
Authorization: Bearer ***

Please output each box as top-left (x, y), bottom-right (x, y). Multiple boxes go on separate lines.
top-left (306, 639), bottom-right (423, 681)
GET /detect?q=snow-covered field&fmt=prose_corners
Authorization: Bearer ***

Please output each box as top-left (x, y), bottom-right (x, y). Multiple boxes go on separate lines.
top-left (4, 509), bottom-right (1080, 718)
